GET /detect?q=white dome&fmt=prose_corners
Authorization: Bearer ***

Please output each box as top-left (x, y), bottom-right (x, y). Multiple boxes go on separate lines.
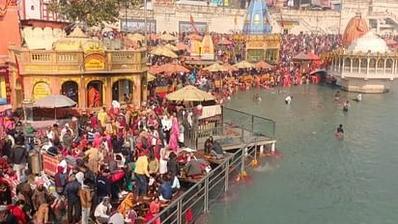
top-left (347, 32), bottom-right (390, 53)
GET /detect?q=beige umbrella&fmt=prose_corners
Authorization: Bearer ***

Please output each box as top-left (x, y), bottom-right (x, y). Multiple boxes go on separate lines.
top-left (147, 73), bottom-right (156, 82)
top-left (127, 33), bottom-right (145, 42)
top-left (160, 33), bottom-right (177, 41)
top-left (203, 63), bottom-right (228, 72)
top-left (233, 60), bottom-right (255, 69)
top-left (164, 43), bottom-right (179, 52)
top-left (150, 46), bottom-right (178, 58)
top-left (34, 95), bottom-right (77, 120)
top-left (166, 85), bottom-right (215, 102)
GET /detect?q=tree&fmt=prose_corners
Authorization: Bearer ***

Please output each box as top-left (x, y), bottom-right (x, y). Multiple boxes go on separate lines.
top-left (49, 0), bottom-right (140, 27)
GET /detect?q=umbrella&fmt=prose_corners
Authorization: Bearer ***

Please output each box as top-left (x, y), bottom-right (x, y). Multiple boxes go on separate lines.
top-left (160, 33), bottom-right (177, 41)
top-left (166, 85), bottom-right (215, 102)
top-left (165, 44), bottom-right (179, 52)
top-left (151, 47), bottom-right (178, 58)
top-left (255, 60), bottom-right (273, 69)
top-left (158, 63), bottom-right (190, 74)
top-left (147, 73), bottom-right (156, 82)
top-left (127, 33), bottom-right (145, 42)
top-left (222, 63), bottom-right (238, 72)
top-left (203, 63), bottom-right (228, 72)
top-left (34, 95), bottom-right (76, 120)
top-left (293, 52), bottom-right (320, 61)
top-left (233, 60), bottom-right (255, 69)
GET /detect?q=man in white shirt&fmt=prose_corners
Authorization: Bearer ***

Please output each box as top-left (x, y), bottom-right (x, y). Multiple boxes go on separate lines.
top-left (161, 115), bottom-right (172, 145)
top-left (94, 197), bottom-right (112, 224)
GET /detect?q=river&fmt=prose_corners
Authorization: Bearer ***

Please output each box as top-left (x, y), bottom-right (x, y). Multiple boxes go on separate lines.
top-left (208, 83), bottom-right (398, 224)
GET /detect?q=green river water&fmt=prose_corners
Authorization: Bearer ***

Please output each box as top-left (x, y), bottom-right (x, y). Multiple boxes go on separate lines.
top-left (208, 83), bottom-right (398, 224)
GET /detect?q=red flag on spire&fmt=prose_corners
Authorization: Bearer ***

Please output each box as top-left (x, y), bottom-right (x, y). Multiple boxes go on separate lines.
top-left (190, 15), bottom-right (200, 34)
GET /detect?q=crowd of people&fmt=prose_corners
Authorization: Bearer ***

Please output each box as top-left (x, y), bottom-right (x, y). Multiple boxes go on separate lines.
top-left (148, 32), bottom-right (342, 104)
top-left (0, 95), bottom-right (219, 223)
top-left (0, 31), bottom-right (343, 224)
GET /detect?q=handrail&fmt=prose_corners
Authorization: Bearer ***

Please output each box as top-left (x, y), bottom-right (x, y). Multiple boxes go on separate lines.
top-left (147, 138), bottom-right (259, 224)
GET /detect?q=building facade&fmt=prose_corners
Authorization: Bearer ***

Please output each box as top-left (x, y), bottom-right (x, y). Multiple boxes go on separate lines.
top-left (7, 30), bottom-right (148, 110)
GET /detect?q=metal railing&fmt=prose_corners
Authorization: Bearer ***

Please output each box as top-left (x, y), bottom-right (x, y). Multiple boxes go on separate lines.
top-left (148, 139), bottom-right (261, 224)
top-left (222, 106), bottom-right (276, 138)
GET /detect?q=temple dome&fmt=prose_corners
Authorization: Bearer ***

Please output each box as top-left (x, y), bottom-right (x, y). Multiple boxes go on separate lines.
top-left (343, 13), bottom-right (369, 47)
top-left (347, 31), bottom-right (389, 53)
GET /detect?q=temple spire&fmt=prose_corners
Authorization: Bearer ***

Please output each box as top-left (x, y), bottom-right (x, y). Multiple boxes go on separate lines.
top-left (243, 0), bottom-right (272, 35)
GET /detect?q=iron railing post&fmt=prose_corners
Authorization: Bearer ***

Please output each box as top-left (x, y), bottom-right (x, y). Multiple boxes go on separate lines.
top-left (241, 147), bottom-right (245, 173)
top-left (177, 200), bottom-right (182, 224)
top-left (225, 159), bottom-right (230, 192)
top-left (204, 177), bottom-right (209, 213)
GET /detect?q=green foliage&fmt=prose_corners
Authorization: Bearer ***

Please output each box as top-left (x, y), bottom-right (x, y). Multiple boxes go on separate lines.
top-left (49, 0), bottom-right (142, 27)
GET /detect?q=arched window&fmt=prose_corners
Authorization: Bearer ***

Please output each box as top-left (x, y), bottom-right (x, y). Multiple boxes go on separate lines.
top-left (112, 79), bottom-right (134, 103)
top-left (344, 58), bottom-right (351, 73)
top-left (352, 58), bottom-right (359, 73)
top-left (61, 81), bottom-right (79, 104)
top-left (386, 59), bottom-right (393, 73)
top-left (87, 80), bottom-right (103, 108)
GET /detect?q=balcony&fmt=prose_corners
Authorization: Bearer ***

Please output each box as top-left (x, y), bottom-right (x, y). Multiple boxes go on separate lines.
top-left (9, 48), bottom-right (147, 75)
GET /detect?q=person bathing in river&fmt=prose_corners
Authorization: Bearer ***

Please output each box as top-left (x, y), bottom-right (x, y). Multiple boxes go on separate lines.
top-left (354, 94), bottom-right (362, 102)
top-left (343, 100), bottom-right (350, 112)
top-left (253, 93), bottom-right (262, 103)
top-left (285, 95), bottom-right (292, 105)
top-left (334, 90), bottom-right (341, 101)
top-left (336, 124), bottom-right (344, 138)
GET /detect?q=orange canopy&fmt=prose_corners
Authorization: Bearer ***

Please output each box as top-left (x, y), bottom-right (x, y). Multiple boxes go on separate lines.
top-left (342, 14), bottom-right (369, 47)
top-left (255, 60), bottom-right (273, 69)
top-left (157, 63), bottom-right (190, 74)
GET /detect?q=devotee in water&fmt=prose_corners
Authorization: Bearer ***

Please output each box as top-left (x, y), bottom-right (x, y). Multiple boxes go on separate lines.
top-left (285, 95), bottom-right (292, 105)
top-left (336, 124), bottom-right (344, 139)
top-left (343, 100), bottom-right (350, 112)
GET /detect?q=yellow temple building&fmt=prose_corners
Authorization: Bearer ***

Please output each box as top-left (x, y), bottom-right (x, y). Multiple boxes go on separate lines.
top-left (7, 28), bottom-right (148, 110)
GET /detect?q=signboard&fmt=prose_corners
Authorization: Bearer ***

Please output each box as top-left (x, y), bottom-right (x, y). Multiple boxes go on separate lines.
top-left (33, 82), bottom-right (50, 100)
top-left (247, 40), bottom-right (266, 49)
top-left (84, 53), bottom-right (106, 71)
top-left (179, 21), bottom-right (207, 34)
top-left (120, 19), bottom-right (156, 33)
top-left (42, 153), bottom-right (59, 176)
top-left (0, 67), bottom-right (10, 104)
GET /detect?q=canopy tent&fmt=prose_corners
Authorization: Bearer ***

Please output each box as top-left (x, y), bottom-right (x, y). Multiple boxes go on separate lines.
top-left (233, 60), bottom-right (255, 69)
top-left (293, 52), bottom-right (320, 61)
top-left (147, 73), bottom-right (156, 82)
top-left (203, 63), bottom-right (228, 72)
top-left (157, 63), bottom-right (190, 74)
top-left (255, 60), bottom-right (273, 69)
top-left (166, 85), bottom-right (215, 102)
top-left (164, 43), bottom-right (179, 52)
top-left (34, 95), bottom-right (77, 120)
top-left (159, 33), bottom-right (178, 41)
top-left (150, 46), bottom-right (178, 58)
top-left (148, 65), bottom-right (162, 74)
top-left (223, 63), bottom-right (238, 72)
top-left (127, 33), bottom-right (145, 42)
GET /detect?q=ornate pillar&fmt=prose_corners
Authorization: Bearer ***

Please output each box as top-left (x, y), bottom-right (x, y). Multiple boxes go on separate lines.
top-left (383, 59), bottom-right (387, 75)
top-left (350, 58), bottom-right (353, 73)
top-left (338, 57), bottom-right (341, 72)
top-left (358, 58), bottom-right (361, 73)
top-left (366, 57), bottom-right (370, 79)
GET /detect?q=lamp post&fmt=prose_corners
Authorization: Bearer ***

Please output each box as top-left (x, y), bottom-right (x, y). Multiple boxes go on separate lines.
top-left (144, 0), bottom-right (148, 46)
